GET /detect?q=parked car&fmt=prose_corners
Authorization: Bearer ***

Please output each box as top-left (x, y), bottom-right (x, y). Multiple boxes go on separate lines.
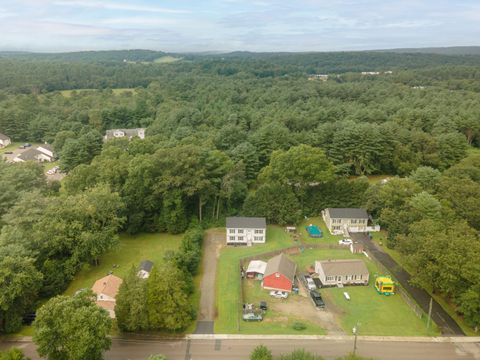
top-left (305, 276), bottom-right (317, 291)
top-left (24, 143), bottom-right (32, 147)
top-left (4, 151), bottom-right (13, 154)
top-left (310, 290), bottom-right (325, 309)
top-left (259, 301), bottom-right (268, 311)
top-left (242, 312), bottom-right (263, 321)
top-left (338, 239), bottom-right (353, 246)
top-left (269, 290), bottom-right (288, 299)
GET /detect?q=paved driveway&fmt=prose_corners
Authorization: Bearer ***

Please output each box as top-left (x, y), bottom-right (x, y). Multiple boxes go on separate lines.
top-left (351, 233), bottom-right (464, 336)
top-left (195, 229), bottom-right (225, 334)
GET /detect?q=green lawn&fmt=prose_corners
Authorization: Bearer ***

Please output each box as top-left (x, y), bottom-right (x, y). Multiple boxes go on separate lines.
top-left (241, 280), bottom-right (326, 335)
top-left (298, 216), bottom-right (343, 245)
top-left (370, 232), bottom-right (477, 336)
top-left (0, 142), bottom-right (20, 154)
top-left (154, 56), bottom-right (182, 63)
top-left (215, 225), bottom-right (295, 333)
top-left (290, 248), bottom-right (439, 336)
top-left (64, 232), bottom-right (182, 295)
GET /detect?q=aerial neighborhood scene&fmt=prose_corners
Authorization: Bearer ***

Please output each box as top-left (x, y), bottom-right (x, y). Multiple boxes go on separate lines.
top-left (1, 1), bottom-right (480, 360)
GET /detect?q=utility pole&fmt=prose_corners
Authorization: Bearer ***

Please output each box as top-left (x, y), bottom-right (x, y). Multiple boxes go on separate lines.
top-left (427, 297), bottom-right (433, 331)
top-left (352, 322), bottom-right (360, 355)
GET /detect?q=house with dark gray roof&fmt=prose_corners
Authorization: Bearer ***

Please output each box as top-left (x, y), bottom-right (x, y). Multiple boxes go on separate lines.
top-left (315, 259), bottom-right (369, 287)
top-left (137, 260), bottom-right (154, 279)
top-left (322, 208), bottom-right (370, 235)
top-left (104, 128), bottom-right (145, 141)
top-left (0, 133), bottom-right (11, 148)
top-left (262, 253), bottom-right (297, 292)
top-left (13, 144), bottom-right (56, 163)
top-left (226, 216), bottom-right (266, 246)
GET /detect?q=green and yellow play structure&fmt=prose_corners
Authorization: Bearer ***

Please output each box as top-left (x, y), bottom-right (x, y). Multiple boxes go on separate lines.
top-left (375, 275), bottom-right (396, 296)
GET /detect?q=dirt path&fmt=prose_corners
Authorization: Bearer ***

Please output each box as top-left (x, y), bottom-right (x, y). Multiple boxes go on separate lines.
top-left (197, 229), bottom-right (224, 322)
top-left (351, 233), bottom-right (464, 336)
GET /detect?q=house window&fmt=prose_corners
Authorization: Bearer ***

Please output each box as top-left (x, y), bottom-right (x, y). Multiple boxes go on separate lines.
top-left (254, 236), bottom-right (262, 241)
top-left (351, 219), bottom-right (357, 224)
top-left (229, 236), bottom-right (235, 241)
top-left (229, 229), bottom-right (235, 234)
top-left (326, 276), bottom-right (334, 281)
top-left (238, 236), bottom-right (244, 241)
top-left (275, 273), bottom-right (280, 278)
top-left (255, 229), bottom-right (263, 234)
top-left (238, 229), bottom-right (244, 234)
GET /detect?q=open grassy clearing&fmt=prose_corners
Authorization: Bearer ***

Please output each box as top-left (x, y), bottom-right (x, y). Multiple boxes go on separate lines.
top-left (215, 226), bottom-right (295, 333)
top-left (370, 232), bottom-right (476, 336)
top-left (154, 56), bottom-right (183, 63)
top-left (241, 280), bottom-right (326, 335)
top-left (298, 216), bottom-right (343, 245)
top-left (59, 88), bottom-right (137, 97)
top-left (0, 142), bottom-right (21, 154)
top-left (290, 248), bottom-right (438, 336)
top-left (65, 232), bottom-right (182, 295)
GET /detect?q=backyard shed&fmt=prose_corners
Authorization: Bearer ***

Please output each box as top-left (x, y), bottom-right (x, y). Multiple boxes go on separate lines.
top-left (262, 253), bottom-right (297, 292)
top-left (246, 260), bottom-right (267, 279)
top-left (137, 260), bottom-right (154, 279)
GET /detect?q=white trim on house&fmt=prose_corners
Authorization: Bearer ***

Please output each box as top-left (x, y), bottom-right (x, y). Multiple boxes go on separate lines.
top-left (226, 217), bottom-right (266, 245)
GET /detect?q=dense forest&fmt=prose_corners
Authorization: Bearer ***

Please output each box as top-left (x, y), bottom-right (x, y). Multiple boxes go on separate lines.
top-left (0, 50), bottom-right (479, 333)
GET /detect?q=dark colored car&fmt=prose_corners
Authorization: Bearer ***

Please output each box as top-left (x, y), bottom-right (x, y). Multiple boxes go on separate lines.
top-left (259, 301), bottom-right (267, 311)
top-left (4, 151), bottom-right (13, 154)
top-left (310, 290), bottom-right (325, 309)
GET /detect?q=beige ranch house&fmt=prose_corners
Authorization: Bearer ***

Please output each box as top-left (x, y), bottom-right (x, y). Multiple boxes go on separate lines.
top-left (315, 259), bottom-right (369, 287)
top-left (226, 216), bottom-right (266, 246)
top-left (322, 208), bottom-right (379, 235)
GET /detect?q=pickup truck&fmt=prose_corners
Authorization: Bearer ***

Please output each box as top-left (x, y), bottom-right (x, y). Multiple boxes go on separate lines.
top-left (310, 290), bottom-right (325, 309)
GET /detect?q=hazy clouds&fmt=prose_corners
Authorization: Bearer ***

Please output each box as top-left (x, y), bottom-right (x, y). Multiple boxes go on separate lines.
top-left (0, 0), bottom-right (479, 52)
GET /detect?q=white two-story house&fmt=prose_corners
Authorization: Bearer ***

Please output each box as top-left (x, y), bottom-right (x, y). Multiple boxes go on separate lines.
top-left (226, 217), bottom-right (266, 246)
top-left (322, 208), bottom-right (371, 235)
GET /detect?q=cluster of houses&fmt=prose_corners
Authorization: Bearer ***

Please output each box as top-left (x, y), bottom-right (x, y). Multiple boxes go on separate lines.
top-left (230, 208), bottom-right (377, 294)
top-left (91, 260), bottom-right (153, 318)
top-left (246, 254), bottom-right (369, 293)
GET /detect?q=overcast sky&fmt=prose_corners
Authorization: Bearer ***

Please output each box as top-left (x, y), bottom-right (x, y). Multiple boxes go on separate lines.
top-left (0, 0), bottom-right (479, 52)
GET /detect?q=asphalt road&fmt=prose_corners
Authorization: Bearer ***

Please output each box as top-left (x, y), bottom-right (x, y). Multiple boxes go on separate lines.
top-left (351, 233), bottom-right (465, 335)
top-left (1, 338), bottom-right (479, 360)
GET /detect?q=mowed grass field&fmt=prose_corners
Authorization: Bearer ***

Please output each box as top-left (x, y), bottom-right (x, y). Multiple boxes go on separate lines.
top-left (298, 217), bottom-right (343, 245)
top-left (291, 248), bottom-right (439, 336)
top-left (64, 232), bottom-right (182, 295)
top-left (215, 225), bottom-right (295, 334)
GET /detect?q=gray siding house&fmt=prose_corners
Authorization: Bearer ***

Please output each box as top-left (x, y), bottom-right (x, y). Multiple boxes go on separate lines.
top-left (226, 217), bottom-right (266, 245)
top-left (322, 208), bottom-right (369, 235)
top-left (315, 259), bottom-right (369, 287)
